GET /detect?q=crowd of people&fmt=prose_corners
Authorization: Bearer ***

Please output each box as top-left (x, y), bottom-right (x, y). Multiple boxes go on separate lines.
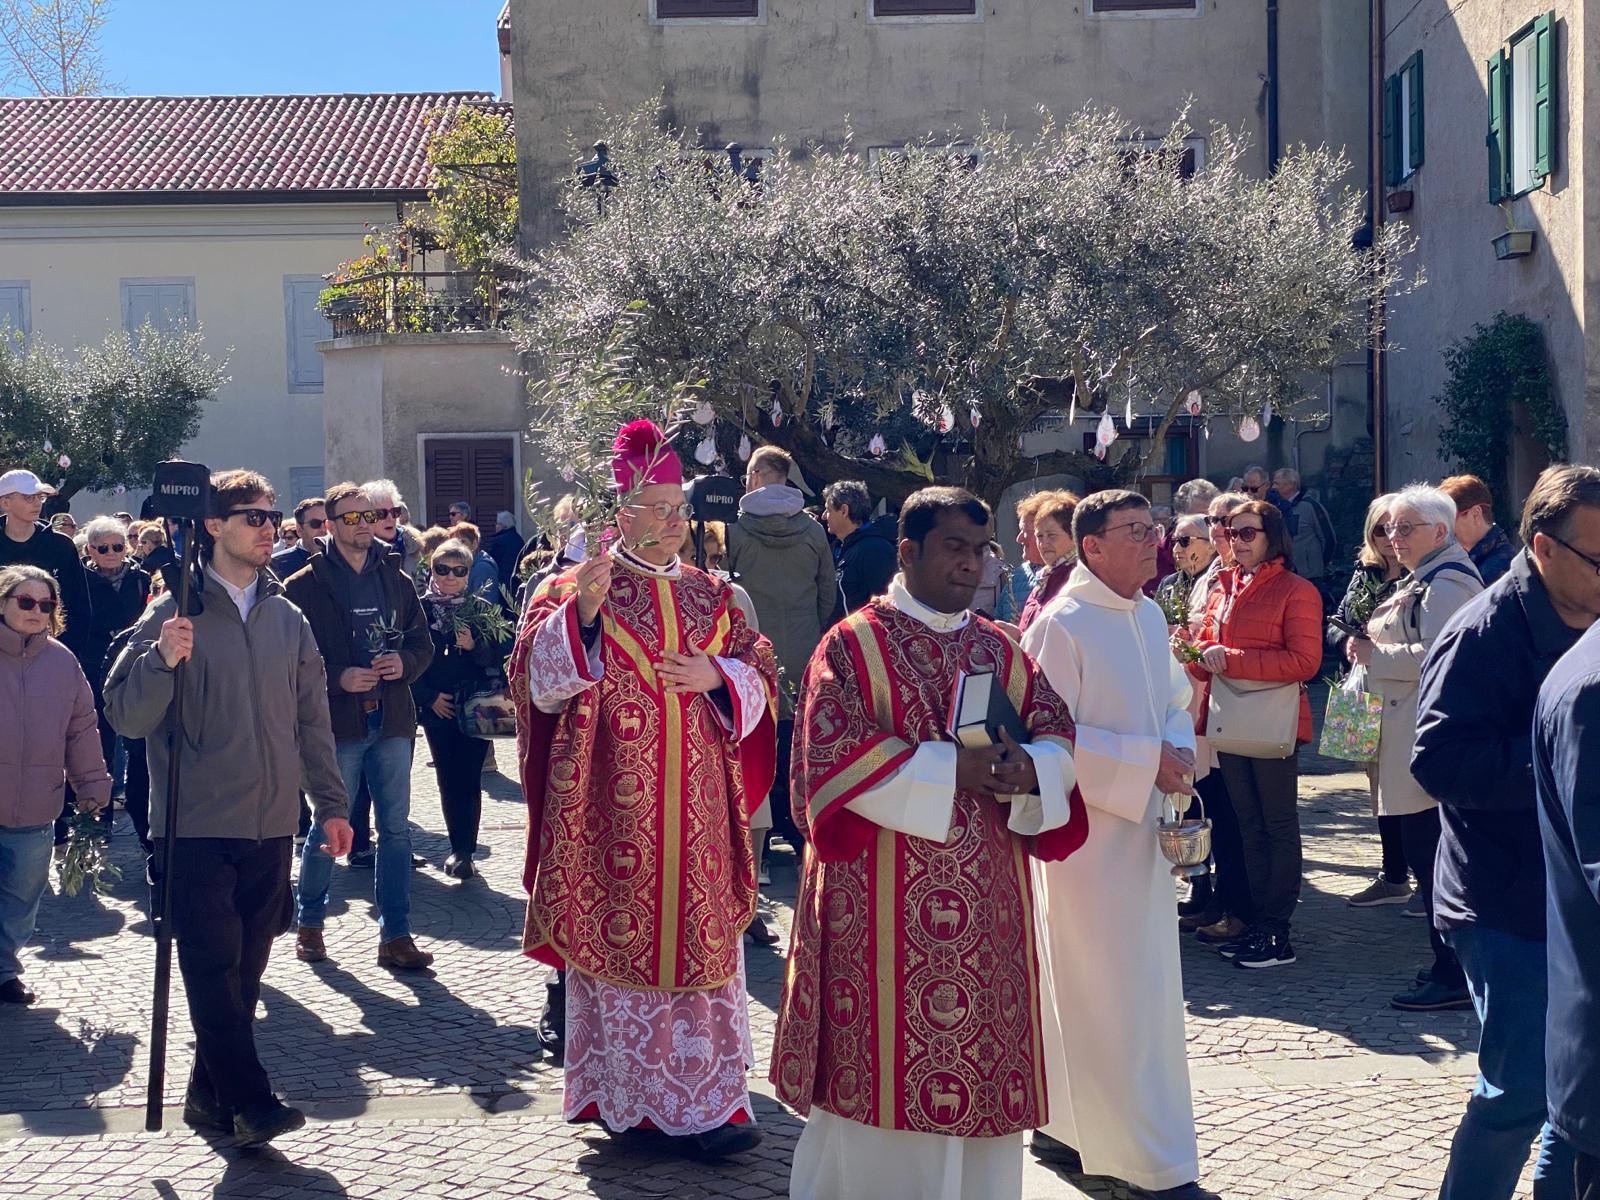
top-left (0, 437), bottom-right (1598, 1198)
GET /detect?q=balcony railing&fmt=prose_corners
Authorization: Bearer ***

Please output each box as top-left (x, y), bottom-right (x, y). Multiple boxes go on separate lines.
top-left (321, 270), bottom-right (514, 337)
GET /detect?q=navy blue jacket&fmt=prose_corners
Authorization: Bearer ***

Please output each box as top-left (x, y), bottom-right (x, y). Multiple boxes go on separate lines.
top-left (1468, 524), bottom-right (1517, 587)
top-left (1411, 550), bottom-right (1583, 940)
top-left (1533, 620), bottom-right (1600, 1158)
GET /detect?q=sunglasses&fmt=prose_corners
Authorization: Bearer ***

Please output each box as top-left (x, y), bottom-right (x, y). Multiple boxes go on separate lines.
top-left (333, 508), bottom-right (394, 527)
top-left (302, 518), bottom-right (326, 529)
top-left (7, 595), bottom-right (58, 614)
top-left (1243, 484), bottom-right (1265, 495)
top-left (1223, 525), bottom-right (1264, 543)
top-left (227, 508), bottom-right (284, 528)
top-left (1205, 515), bottom-right (1231, 527)
top-left (1173, 535), bottom-right (1203, 549)
top-left (90, 542), bottom-right (126, 555)
top-left (432, 564), bottom-right (470, 578)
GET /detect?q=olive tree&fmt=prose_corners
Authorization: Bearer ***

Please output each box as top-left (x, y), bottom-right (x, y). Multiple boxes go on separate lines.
top-left (519, 102), bottom-right (1415, 508)
top-left (0, 325), bottom-right (229, 504)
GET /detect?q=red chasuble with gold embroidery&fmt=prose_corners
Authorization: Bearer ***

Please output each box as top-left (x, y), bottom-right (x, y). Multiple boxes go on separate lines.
top-left (508, 555), bottom-right (778, 992)
top-left (771, 599), bottom-right (1087, 1138)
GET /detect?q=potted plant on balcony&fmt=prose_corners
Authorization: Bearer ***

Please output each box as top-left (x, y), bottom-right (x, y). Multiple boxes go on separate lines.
top-left (1493, 203), bottom-right (1536, 261)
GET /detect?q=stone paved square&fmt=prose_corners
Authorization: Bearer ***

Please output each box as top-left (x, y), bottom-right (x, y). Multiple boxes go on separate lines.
top-left (0, 748), bottom-right (1534, 1198)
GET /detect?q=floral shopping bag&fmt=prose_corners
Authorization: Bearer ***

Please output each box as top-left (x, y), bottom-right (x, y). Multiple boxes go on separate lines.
top-left (1318, 668), bottom-right (1382, 763)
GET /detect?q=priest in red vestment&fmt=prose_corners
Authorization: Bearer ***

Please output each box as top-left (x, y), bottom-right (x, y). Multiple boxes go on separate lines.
top-left (772, 486), bottom-right (1089, 1200)
top-left (509, 419), bottom-right (778, 1160)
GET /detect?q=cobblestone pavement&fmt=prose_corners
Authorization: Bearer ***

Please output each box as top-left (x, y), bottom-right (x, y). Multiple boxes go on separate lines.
top-left (0, 746), bottom-right (1531, 1199)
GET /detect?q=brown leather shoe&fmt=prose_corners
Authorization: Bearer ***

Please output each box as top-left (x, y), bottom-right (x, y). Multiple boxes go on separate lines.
top-left (295, 927), bottom-right (327, 964)
top-left (377, 936), bottom-right (434, 970)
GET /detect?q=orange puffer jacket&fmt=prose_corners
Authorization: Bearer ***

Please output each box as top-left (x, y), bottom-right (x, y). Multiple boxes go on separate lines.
top-left (1189, 559), bottom-right (1325, 743)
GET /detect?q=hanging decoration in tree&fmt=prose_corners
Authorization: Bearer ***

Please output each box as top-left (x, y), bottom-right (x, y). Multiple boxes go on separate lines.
top-left (41, 437), bottom-right (52, 454)
top-left (1261, 401), bottom-right (1274, 427)
top-left (560, 464), bottom-right (576, 483)
top-left (694, 432), bottom-right (717, 465)
top-left (1238, 415), bottom-right (1262, 443)
top-left (969, 407), bottom-right (982, 430)
top-left (111, 484), bottom-right (127, 496)
top-left (1123, 377), bottom-right (1135, 429)
top-left (692, 399), bottom-right (715, 426)
top-left (868, 433), bottom-right (887, 458)
top-left (1185, 390), bottom-right (1203, 417)
top-left (1096, 411), bottom-right (1117, 448)
top-left (737, 433), bottom-right (752, 462)
top-left (938, 405), bottom-right (955, 434)
top-left (56, 454), bottom-right (71, 470)
top-left (1093, 443), bottom-right (1107, 461)
top-left (769, 398), bottom-right (784, 427)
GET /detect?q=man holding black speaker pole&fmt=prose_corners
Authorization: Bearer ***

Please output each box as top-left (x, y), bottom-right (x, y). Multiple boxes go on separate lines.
top-left (106, 468), bottom-right (352, 1147)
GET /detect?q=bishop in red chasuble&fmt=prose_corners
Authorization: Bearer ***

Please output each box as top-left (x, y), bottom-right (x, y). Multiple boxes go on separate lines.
top-left (772, 487), bottom-right (1088, 1200)
top-left (509, 421), bottom-right (778, 1161)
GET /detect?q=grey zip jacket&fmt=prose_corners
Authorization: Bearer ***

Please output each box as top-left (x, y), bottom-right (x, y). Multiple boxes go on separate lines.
top-left (104, 565), bottom-right (350, 840)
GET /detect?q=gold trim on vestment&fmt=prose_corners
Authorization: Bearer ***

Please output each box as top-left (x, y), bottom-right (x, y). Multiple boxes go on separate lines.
top-left (807, 738), bottom-right (912, 822)
top-left (874, 829), bottom-right (897, 1125)
top-left (1014, 831), bottom-right (1047, 1114)
top-left (852, 619), bottom-right (896, 729)
top-left (657, 573), bottom-right (684, 986)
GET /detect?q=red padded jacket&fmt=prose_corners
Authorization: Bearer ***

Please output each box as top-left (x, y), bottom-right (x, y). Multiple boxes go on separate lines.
top-left (1189, 558), bottom-right (1324, 744)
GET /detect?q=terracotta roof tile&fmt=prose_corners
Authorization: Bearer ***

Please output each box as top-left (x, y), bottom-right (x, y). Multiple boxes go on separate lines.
top-left (0, 92), bottom-right (509, 199)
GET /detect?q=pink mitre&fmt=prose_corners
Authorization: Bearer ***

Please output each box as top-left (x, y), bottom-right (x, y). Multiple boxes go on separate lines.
top-left (611, 419), bottom-right (685, 492)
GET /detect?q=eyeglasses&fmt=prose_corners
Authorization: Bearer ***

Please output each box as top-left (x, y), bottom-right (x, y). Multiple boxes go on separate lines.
top-left (1100, 520), bottom-right (1155, 544)
top-left (6, 595), bottom-right (58, 614)
top-left (90, 543), bottom-right (125, 555)
top-left (1223, 525), bottom-right (1265, 543)
top-left (226, 508), bottom-right (284, 528)
top-left (432, 564), bottom-right (470, 578)
top-left (1382, 522), bottom-right (1426, 539)
top-left (332, 508), bottom-right (393, 527)
top-left (1546, 533), bottom-right (1600, 577)
top-left (302, 518), bottom-right (326, 529)
top-left (628, 501), bottom-right (694, 522)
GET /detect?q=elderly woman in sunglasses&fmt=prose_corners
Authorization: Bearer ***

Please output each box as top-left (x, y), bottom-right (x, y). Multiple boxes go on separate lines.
top-left (1188, 500), bottom-right (1324, 969)
top-left (1155, 513), bottom-right (1217, 629)
top-left (1348, 484), bottom-right (1484, 1012)
top-left (0, 566), bottom-right (111, 1004)
top-left (413, 540), bottom-right (512, 879)
top-left (79, 517), bottom-right (152, 838)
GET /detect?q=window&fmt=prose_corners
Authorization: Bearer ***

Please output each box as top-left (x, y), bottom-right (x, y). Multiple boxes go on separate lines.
top-left (655, 0), bottom-right (758, 17)
top-left (0, 281), bottom-right (29, 345)
top-left (873, 0), bottom-right (978, 16)
top-left (284, 276), bottom-right (332, 393)
top-left (1487, 12), bottom-right (1556, 201)
top-left (1124, 136), bottom-right (1207, 179)
top-left (868, 144), bottom-right (981, 172)
top-left (1090, 0), bottom-right (1200, 14)
top-left (121, 278), bottom-right (194, 337)
top-left (288, 467), bottom-right (325, 507)
top-left (1382, 52), bottom-right (1424, 187)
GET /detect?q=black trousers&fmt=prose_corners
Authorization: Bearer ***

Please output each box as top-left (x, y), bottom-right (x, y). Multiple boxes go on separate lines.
top-left (1194, 769), bottom-right (1254, 922)
top-left (1378, 813), bottom-right (1409, 884)
top-left (422, 719), bottom-right (490, 857)
top-left (1578, 1149), bottom-right (1600, 1200)
top-left (767, 718), bottom-right (806, 851)
top-left (1397, 806), bottom-right (1464, 987)
top-left (165, 836), bottom-right (292, 1112)
top-left (1218, 752), bottom-right (1302, 934)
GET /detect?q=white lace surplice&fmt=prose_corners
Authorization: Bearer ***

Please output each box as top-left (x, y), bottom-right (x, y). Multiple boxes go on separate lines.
top-left (563, 949), bottom-right (756, 1136)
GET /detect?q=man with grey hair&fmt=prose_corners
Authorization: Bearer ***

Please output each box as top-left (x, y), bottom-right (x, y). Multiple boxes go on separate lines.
top-left (1272, 467), bottom-right (1337, 600)
top-left (361, 479), bottom-right (420, 577)
top-left (822, 479), bottom-right (896, 619)
top-left (486, 509), bottom-right (523, 584)
top-left (1024, 489), bottom-right (1209, 1199)
top-left (1173, 478), bottom-right (1220, 517)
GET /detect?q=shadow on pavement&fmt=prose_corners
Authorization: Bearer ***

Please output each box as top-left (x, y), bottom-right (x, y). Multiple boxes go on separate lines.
top-left (202, 1145), bottom-right (351, 1198)
top-left (0, 1008), bottom-right (137, 1131)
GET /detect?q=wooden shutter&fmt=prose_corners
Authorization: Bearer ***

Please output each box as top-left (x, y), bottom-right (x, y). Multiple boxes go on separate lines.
top-left (656, 0), bottom-right (758, 16)
top-left (1407, 52), bottom-right (1425, 171)
top-left (875, 0), bottom-right (977, 14)
top-left (0, 282), bottom-right (28, 344)
top-left (424, 437), bottom-right (514, 526)
top-left (284, 277), bottom-right (331, 393)
top-left (1532, 11), bottom-right (1556, 181)
top-left (1486, 48), bottom-right (1509, 202)
top-left (122, 280), bottom-right (193, 336)
top-left (1382, 75), bottom-right (1400, 188)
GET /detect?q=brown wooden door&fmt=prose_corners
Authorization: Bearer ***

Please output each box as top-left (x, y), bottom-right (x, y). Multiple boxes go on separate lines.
top-left (424, 437), bottom-right (515, 527)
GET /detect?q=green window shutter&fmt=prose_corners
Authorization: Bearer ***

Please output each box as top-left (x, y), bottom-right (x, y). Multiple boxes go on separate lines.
top-left (1382, 74), bottom-right (1400, 188)
top-left (1532, 11), bottom-right (1556, 180)
top-left (1407, 52), bottom-right (1425, 171)
top-left (1487, 48), bottom-right (1508, 202)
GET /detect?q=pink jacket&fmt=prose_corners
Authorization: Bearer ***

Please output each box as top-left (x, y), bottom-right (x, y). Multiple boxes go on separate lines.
top-left (0, 623), bottom-right (110, 829)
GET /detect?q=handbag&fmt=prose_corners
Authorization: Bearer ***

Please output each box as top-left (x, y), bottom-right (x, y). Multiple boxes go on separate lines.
top-left (1206, 675), bottom-right (1300, 759)
top-left (1317, 667), bottom-right (1383, 763)
top-left (454, 669), bottom-right (518, 740)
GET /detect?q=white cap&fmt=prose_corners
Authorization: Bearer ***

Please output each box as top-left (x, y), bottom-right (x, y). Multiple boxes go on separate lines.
top-left (0, 469), bottom-right (57, 498)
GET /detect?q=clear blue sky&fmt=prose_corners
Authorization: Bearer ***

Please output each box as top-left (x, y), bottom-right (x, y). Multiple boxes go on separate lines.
top-left (103, 0), bottom-right (505, 95)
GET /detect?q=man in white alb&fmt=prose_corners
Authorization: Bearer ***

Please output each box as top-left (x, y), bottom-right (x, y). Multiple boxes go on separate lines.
top-left (1022, 488), bottom-right (1213, 1199)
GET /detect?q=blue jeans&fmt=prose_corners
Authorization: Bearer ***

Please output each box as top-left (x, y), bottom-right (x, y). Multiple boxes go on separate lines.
top-left (297, 715), bottom-right (414, 940)
top-left (1440, 925), bottom-right (1574, 1199)
top-left (0, 823), bottom-right (55, 984)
